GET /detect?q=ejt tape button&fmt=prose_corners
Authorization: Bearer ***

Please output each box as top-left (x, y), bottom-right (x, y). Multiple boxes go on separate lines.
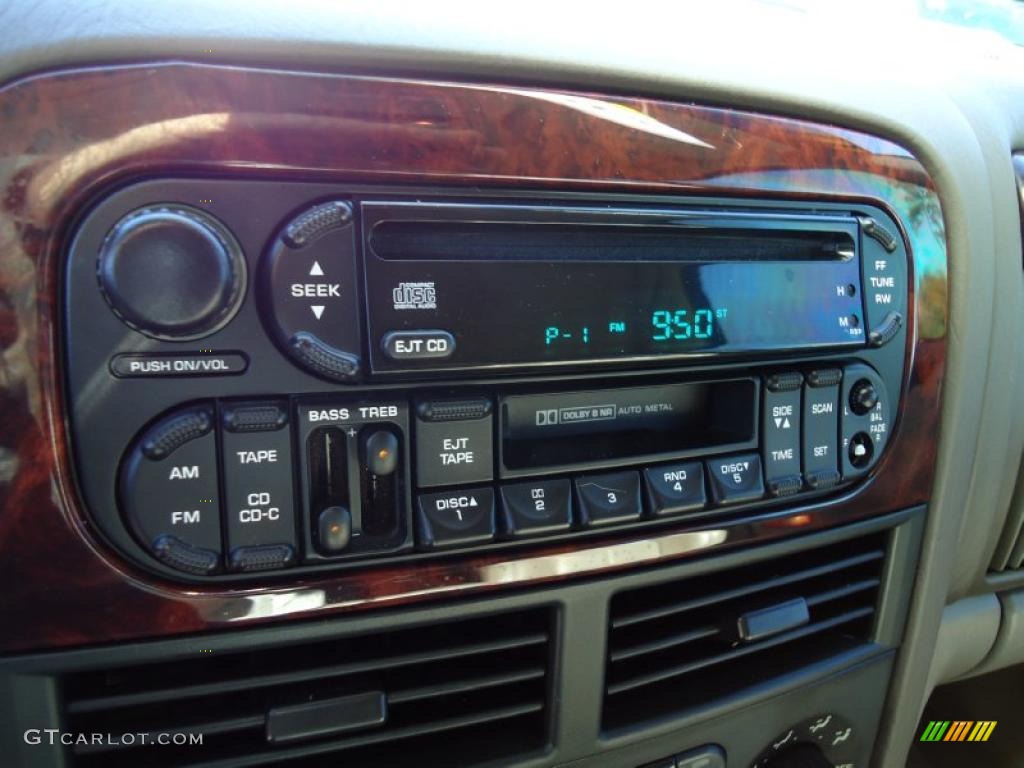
top-left (415, 397), bottom-right (493, 488)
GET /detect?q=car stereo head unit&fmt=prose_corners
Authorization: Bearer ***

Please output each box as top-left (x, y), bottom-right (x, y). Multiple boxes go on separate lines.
top-left (63, 179), bottom-right (908, 582)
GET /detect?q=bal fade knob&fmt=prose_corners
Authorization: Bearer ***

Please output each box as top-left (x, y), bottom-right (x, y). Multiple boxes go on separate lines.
top-left (98, 205), bottom-right (246, 339)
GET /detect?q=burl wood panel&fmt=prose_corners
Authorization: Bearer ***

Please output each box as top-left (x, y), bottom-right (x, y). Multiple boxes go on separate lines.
top-left (0, 63), bottom-right (947, 653)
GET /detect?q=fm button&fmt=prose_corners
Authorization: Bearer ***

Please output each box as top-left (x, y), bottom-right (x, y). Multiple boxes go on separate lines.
top-left (382, 330), bottom-right (455, 362)
top-left (120, 404), bottom-right (222, 575)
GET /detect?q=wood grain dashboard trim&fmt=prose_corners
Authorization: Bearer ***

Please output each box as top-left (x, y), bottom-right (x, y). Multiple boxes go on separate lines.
top-left (0, 63), bottom-right (947, 652)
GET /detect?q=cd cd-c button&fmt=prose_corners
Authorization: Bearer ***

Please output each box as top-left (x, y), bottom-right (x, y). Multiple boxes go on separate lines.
top-left (706, 453), bottom-right (765, 505)
top-left (382, 330), bottom-right (455, 361)
top-left (221, 402), bottom-right (297, 571)
top-left (575, 471), bottom-right (642, 526)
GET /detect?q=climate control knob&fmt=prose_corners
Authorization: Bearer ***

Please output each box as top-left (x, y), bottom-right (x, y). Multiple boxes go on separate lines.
top-left (98, 205), bottom-right (246, 339)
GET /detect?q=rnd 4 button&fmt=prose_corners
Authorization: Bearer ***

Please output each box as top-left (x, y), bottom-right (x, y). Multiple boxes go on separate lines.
top-left (221, 403), bottom-right (298, 571)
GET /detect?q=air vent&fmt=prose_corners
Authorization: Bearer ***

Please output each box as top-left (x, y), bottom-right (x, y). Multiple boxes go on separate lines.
top-left (603, 534), bottom-right (886, 731)
top-left (989, 499), bottom-right (1024, 573)
top-left (62, 609), bottom-right (552, 768)
top-left (989, 510), bottom-right (1024, 573)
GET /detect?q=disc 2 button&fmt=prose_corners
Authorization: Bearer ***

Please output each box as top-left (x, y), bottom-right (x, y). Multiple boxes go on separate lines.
top-left (643, 462), bottom-right (706, 516)
top-left (417, 487), bottom-right (496, 549)
top-left (574, 471), bottom-right (642, 527)
top-left (500, 479), bottom-right (572, 537)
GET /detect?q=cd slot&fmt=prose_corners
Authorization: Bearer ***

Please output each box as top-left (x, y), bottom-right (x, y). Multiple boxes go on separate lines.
top-left (500, 379), bottom-right (757, 474)
top-left (369, 220), bottom-right (854, 262)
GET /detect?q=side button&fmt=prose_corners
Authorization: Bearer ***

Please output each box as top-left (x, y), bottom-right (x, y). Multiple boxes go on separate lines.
top-left (762, 372), bottom-right (802, 497)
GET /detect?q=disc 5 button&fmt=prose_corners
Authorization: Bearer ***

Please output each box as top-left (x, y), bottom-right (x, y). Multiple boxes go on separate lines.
top-left (706, 453), bottom-right (765, 505)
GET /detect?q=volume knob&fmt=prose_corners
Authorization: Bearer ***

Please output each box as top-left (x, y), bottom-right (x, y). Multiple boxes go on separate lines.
top-left (98, 205), bottom-right (246, 339)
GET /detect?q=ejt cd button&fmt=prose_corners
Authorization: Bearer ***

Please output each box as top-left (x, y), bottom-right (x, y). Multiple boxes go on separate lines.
top-left (382, 330), bottom-right (456, 361)
top-left (221, 402), bottom-right (298, 571)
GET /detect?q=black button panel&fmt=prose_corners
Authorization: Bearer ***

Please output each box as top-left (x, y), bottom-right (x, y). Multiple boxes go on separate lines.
top-left (117, 361), bottom-right (893, 579)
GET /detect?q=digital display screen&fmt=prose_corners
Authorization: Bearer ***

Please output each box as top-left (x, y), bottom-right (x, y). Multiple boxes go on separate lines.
top-left (362, 203), bottom-right (867, 371)
top-left (531, 259), bottom-right (865, 361)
